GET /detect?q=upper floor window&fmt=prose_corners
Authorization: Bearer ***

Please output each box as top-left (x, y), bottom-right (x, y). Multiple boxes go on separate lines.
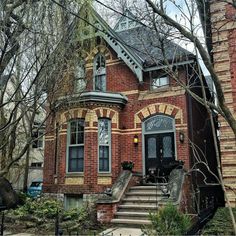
top-left (32, 122), bottom-right (44, 149)
top-left (98, 118), bottom-right (111, 172)
top-left (151, 75), bottom-right (169, 90)
top-left (67, 119), bottom-right (85, 172)
top-left (74, 62), bottom-right (86, 93)
top-left (94, 54), bottom-right (106, 91)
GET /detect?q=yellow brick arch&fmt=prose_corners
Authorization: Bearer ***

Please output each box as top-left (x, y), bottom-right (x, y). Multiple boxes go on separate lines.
top-left (61, 108), bottom-right (89, 124)
top-left (134, 103), bottom-right (183, 128)
top-left (92, 107), bottom-right (119, 125)
top-left (85, 45), bottom-right (112, 64)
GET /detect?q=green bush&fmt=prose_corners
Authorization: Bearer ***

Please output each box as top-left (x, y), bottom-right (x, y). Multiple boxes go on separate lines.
top-left (12, 196), bottom-right (63, 219)
top-left (143, 203), bottom-right (191, 236)
top-left (7, 196), bottom-right (98, 234)
top-left (202, 207), bottom-right (236, 235)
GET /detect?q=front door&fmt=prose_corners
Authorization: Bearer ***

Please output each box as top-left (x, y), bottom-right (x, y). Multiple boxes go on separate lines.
top-left (145, 132), bottom-right (175, 177)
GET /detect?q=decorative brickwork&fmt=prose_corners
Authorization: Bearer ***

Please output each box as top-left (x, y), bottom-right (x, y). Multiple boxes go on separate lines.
top-left (210, 1), bottom-right (236, 205)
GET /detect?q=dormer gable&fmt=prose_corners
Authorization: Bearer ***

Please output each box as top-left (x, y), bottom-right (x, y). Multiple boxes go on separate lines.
top-left (114, 9), bottom-right (139, 32)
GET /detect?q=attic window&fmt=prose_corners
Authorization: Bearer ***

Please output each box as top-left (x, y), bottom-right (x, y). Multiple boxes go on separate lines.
top-left (151, 75), bottom-right (169, 90)
top-left (94, 54), bottom-right (106, 91)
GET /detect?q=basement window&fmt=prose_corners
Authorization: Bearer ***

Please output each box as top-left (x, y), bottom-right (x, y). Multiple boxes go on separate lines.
top-left (64, 194), bottom-right (83, 210)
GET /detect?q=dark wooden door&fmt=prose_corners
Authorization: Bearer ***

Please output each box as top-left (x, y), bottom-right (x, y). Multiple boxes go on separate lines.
top-left (145, 132), bottom-right (175, 176)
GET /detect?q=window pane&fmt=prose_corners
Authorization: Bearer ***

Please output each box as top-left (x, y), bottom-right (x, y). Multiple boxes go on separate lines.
top-left (98, 119), bottom-right (109, 144)
top-left (68, 158), bottom-right (78, 172)
top-left (78, 158), bottom-right (84, 172)
top-left (148, 137), bottom-right (157, 158)
top-left (95, 75), bottom-right (106, 91)
top-left (159, 77), bottom-right (169, 86)
top-left (152, 76), bottom-right (169, 89)
top-left (70, 121), bottom-right (77, 132)
top-left (99, 146), bottom-right (109, 172)
top-left (94, 54), bottom-right (106, 91)
top-left (99, 146), bottom-right (109, 158)
top-left (68, 146), bottom-right (84, 172)
top-left (78, 120), bottom-right (84, 131)
top-left (152, 78), bottom-right (160, 89)
top-left (163, 136), bottom-right (172, 158)
top-left (70, 132), bottom-right (76, 144)
top-left (77, 132), bottom-right (84, 144)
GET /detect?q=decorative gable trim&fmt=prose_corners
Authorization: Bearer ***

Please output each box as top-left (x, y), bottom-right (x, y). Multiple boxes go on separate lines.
top-left (91, 9), bottom-right (144, 82)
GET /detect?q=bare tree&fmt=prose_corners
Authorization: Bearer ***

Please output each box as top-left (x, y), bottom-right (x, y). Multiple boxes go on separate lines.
top-left (0, 0), bottom-right (87, 183)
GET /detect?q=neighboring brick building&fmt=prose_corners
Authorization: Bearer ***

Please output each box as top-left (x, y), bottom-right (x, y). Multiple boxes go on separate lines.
top-left (43, 7), bottom-right (219, 209)
top-left (205, 1), bottom-right (236, 205)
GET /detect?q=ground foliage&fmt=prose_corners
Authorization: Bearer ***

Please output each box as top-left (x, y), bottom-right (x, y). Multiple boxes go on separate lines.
top-left (5, 194), bottom-right (100, 235)
top-left (142, 203), bottom-right (191, 236)
top-left (202, 207), bottom-right (236, 235)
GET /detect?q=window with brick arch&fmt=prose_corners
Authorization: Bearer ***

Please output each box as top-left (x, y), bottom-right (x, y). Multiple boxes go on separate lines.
top-left (94, 54), bottom-right (106, 91)
top-left (67, 119), bottom-right (85, 172)
top-left (98, 118), bottom-right (111, 172)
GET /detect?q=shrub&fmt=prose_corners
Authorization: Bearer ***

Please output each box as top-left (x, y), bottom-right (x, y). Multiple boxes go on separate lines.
top-left (202, 207), bottom-right (236, 235)
top-left (143, 203), bottom-right (191, 236)
top-left (12, 196), bottom-right (63, 219)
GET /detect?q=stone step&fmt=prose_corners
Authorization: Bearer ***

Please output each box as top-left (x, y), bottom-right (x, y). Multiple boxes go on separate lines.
top-left (115, 211), bottom-right (150, 220)
top-left (130, 184), bottom-right (167, 190)
top-left (123, 196), bottom-right (168, 202)
top-left (118, 204), bottom-right (159, 210)
top-left (125, 190), bottom-right (165, 197)
top-left (111, 218), bottom-right (151, 225)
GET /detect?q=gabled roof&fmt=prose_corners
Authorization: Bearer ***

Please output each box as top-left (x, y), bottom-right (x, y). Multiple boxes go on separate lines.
top-left (40, 6), bottom-right (195, 84)
top-left (116, 26), bottom-right (195, 68)
top-left (89, 7), bottom-right (194, 81)
top-left (91, 8), bottom-right (144, 81)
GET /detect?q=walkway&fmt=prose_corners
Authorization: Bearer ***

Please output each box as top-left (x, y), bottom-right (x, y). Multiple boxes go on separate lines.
top-left (100, 227), bottom-right (146, 236)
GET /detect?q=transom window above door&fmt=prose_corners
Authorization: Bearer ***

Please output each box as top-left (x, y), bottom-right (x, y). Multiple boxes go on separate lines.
top-left (144, 115), bottom-right (174, 133)
top-left (94, 54), bottom-right (106, 91)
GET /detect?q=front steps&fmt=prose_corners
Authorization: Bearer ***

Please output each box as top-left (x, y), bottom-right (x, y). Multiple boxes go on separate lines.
top-left (111, 184), bottom-right (170, 226)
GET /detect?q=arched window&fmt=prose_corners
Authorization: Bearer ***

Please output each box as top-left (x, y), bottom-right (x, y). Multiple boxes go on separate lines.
top-left (144, 115), bottom-right (174, 133)
top-left (94, 54), bottom-right (106, 91)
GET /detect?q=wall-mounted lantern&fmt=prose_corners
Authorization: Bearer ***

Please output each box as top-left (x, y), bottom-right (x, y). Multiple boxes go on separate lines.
top-left (133, 135), bottom-right (139, 145)
top-left (179, 132), bottom-right (185, 143)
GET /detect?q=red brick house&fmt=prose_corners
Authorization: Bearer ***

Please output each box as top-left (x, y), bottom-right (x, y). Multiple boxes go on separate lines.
top-left (43, 7), bottom-right (220, 213)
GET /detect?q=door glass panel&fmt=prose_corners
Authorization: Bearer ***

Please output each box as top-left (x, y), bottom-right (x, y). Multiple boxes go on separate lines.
top-left (163, 136), bottom-right (172, 158)
top-left (148, 137), bottom-right (157, 158)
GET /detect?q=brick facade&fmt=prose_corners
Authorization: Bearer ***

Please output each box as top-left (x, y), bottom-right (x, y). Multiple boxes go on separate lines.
top-left (43, 42), bottom-right (191, 196)
top-left (209, 1), bottom-right (236, 205)
top-left (42, 5), bottom-right (219, 210)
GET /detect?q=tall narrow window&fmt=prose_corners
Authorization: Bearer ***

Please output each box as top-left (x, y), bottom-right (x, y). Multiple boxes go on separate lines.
top-left (74, 62), bottom-right (86, 93)
top-left (98, 118), bottom-right (111, 172)
top-left (67, 119), bottom-right (84, 172)
top-left (94, 54), bottom-right (106, 91)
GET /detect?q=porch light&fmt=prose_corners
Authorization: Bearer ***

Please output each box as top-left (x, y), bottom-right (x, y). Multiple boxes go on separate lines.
top-left (179, 132), bottom-right (184, 143)
top-left (133, 135), bottom-right (139, 145)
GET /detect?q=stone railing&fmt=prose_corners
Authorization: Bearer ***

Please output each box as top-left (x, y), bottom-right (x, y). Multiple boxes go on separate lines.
top-left (96, 171), bottom-right (142, 223)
